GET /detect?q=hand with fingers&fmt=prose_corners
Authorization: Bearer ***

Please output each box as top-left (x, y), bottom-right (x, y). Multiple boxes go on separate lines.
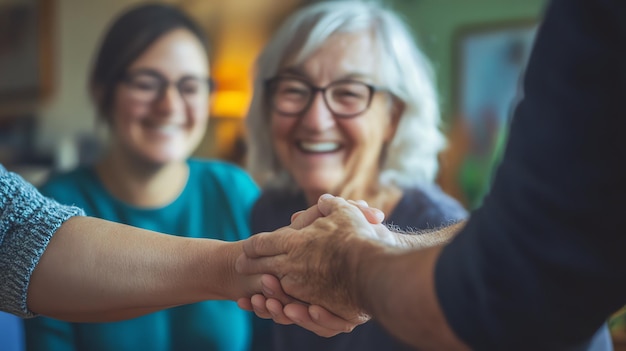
top-left (238, 195), bottom-right (384, 336)
top-left (237, 274), bottom-right (360, 337)
top-left (236, 194), bottom-right (395, 335)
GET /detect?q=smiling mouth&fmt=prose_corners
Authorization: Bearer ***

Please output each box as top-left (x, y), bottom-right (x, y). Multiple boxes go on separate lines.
top-left (297, 141), bottom-right (341, 153)
top-left (145, 123), bottom-right (183, 135)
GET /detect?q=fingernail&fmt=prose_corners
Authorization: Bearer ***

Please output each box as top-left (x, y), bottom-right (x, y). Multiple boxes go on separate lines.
top-left (263, 285), bottom-right (274, 296)
top-left (320, 193), bottom-right (334, 200)
top-left (375, 210), bottom-right (385, 222)
top-left (310, 310), bottom-right (319, 321)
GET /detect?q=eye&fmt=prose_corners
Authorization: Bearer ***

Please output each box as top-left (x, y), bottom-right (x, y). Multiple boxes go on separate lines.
top-left (276, 80), bottom-right (310, 100)
top-left (130, 78), bottom-right (160, 91)
top-left (282, 87), bottom-right (308, 96)
top-left (278, 83), bottom-right (307, 95)
top-left (335, 89), bottom-right (364, 98)
top-left (180, 82), bottom-right (200, 95)
top-left (331, 84), bottom-right (369, 102)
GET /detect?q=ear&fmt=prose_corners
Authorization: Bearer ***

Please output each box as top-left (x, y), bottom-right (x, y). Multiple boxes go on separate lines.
top-left (384, 97), bottom-right (404, 142)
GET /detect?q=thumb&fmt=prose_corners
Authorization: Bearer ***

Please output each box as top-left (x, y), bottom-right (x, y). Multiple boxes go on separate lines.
top-left (317, 194), bottom-right (385, 224)
top-left (290, 204), bottom-right (324, 229)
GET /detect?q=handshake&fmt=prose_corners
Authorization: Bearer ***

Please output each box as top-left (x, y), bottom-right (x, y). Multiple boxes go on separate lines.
top-left (234, 194), bottom-right (460, 337)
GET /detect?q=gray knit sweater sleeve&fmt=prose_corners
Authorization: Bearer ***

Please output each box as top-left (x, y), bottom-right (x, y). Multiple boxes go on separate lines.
top-left (0, 165), bottom-right (84, 318)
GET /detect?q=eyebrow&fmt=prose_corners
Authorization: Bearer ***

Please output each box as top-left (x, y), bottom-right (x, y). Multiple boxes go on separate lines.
top-left (279, 67), bottom-right (375, 83)
top-left (126, 68), bottom-right (206, 81)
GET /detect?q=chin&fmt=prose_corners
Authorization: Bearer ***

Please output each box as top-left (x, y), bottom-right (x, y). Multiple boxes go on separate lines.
top-left (142, 152), bottom-right (188, 166)
top-left (296, 171), bottom-right (337, 187)
top-left (300, 182), bottom-right (335, 196)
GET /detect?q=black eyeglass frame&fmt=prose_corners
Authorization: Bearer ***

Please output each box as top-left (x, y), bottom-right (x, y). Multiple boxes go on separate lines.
top-left (264, 76), bottom-right (385, 118)
top-left (121, 69), bottom-right (216, 103)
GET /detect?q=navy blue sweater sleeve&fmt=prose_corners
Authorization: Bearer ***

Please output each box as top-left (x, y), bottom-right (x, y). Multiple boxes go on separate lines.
top-left (435, 0), bottom-right (626, 349)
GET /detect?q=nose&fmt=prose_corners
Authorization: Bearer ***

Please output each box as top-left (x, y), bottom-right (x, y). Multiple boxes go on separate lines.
top-left (299, 92), bottom-right (336, 131)
top-left (153, 85), bottom-right (186, 117)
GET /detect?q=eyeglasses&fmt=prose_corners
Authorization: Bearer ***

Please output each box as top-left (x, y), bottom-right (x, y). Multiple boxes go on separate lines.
top-left (121, 69), bottom-right (215, 105)
top-left (265, 76), bottom-right (383, 118)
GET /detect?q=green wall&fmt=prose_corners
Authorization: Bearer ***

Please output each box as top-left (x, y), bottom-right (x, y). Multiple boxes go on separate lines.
top-left (389, 0), bottom-right (547, 123)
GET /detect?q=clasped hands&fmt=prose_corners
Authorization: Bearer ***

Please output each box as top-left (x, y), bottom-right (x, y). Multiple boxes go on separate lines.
top-left (236, 194), bottom-right (403, 337)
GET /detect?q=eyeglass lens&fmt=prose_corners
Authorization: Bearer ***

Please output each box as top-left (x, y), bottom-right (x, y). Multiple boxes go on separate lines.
top-left (271, 77), bottom-right (372, 117)
top-left (124, 71), bottom-right (211, 104)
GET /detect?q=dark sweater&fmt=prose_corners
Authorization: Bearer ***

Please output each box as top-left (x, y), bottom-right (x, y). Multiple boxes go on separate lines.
top-left (435, 0), bottom-right (626, 349)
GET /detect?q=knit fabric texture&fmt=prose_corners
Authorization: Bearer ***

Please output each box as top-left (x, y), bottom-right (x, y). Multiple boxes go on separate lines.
top-left (0, 165), bottom-right (84, 317)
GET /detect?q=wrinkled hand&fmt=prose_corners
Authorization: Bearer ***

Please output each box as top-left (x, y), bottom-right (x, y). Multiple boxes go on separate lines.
top-left (290, 196), bottom-right (452, 250)
top-left (290, 197), bottom-right (385, 228)
top-left (291, 196), bottom-right (398, 246)
top-left (237, 196), bottom-right (383, 336)
top-left (236, 194), bottom-right (391, 323)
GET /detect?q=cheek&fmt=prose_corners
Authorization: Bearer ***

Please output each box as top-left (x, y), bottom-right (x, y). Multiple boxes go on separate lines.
top-left (191, 105), bottom-right (209, 126)
top-left (184, 98), bottom-right (210, 134)
top-left (270, 116), bottom-right (294, 144)
top-left (362, 103), bottom-right (396, 142)
top-left (193, 97), bottom-right (210, 119)
top-left (343, 117), bottom-right (390, 158)
top-left (342, 120), bottom-right (378, 148)
top-left (112, 94), bottom-right (148, 123)
top-left (270, 116), bottom-right (295, 165)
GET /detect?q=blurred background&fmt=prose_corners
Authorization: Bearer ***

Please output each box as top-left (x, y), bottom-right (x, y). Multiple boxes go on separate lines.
top-left (0, 0), bottom-right (546, 209)
top-left (4, 1), bottom-right (626, 349)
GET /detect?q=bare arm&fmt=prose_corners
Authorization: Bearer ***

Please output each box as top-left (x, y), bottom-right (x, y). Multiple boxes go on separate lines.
top-left (355, 243), bottom-right (468, 350)
top-left (27, 216), bottom-right (262, 322)
top-left (387, 221), bottom-right (465, 249)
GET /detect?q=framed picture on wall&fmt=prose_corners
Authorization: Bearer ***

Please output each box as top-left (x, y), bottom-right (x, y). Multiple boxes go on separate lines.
top-left (450, 20), bottom-right (538, 208)
top-left (0, 0), bottom-right (53, 108)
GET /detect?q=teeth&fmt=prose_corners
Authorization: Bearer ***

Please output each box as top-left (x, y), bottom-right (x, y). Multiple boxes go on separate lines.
top-left (299, 141), bottom-right (340, 152)
top-left (154, 125), bottom-right (180, 133)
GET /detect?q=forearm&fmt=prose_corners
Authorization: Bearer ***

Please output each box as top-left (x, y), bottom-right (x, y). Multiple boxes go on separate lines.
top-left (355, 244), bottom-right (468, 350)
top-left (392, 221), bottom-right (465, 250)
top-left (27, 216), bottom-right (247, 322)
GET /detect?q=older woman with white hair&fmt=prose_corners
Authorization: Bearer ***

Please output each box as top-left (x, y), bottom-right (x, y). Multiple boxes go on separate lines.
top-left (245, 1), bottom-right (467, 350)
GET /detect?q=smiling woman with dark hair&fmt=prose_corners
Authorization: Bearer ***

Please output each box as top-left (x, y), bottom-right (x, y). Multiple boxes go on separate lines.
top-left (24, 3), bottom-right (259, 351)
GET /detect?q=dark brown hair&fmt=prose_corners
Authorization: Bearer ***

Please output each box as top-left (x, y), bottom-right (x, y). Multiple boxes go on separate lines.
top-left (90, 3), bottom-right (209, 119)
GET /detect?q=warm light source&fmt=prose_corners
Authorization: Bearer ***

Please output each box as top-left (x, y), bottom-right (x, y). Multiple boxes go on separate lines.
top-left (210, 89), bottom-right (250, 117)
top-left (208, 24), bottom-right (260, 118)
top-left (209, 56), bottom-right (254, 118)
top-left (182, 0), bottom-right (301, 119)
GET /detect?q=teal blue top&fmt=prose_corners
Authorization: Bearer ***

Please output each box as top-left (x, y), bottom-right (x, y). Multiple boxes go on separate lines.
top-left (24, 159), bottom-right (259, 351)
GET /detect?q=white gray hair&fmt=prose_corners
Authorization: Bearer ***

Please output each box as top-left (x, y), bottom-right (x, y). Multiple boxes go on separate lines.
top-left (246, 0), bottom-right (446, 190)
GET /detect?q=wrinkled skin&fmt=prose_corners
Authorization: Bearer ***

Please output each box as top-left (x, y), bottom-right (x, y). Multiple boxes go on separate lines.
top-left (236, 195), bottom-right (395, 325)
